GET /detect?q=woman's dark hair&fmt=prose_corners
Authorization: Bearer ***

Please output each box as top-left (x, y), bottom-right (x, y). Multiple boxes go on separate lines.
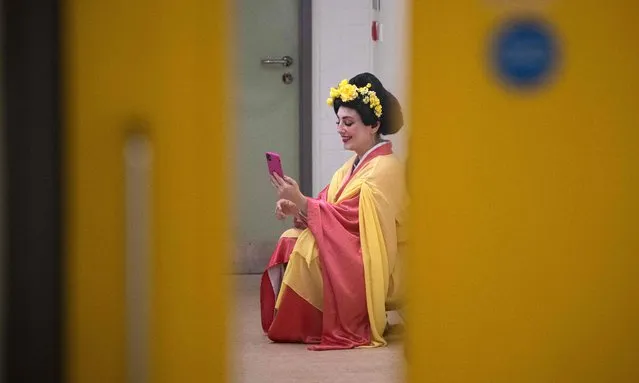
top-left (332, 72), bottom-right (404, 135)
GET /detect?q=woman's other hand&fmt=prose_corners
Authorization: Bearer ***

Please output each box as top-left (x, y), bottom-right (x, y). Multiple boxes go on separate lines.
top-left (275, 199), bottom-right (299, 220)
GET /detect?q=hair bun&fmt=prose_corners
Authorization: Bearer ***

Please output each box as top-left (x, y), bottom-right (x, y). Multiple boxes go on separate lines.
top-left (379, 91), bottom-right (404, 135)
top-left (348, 72), bottom-right (404, 135)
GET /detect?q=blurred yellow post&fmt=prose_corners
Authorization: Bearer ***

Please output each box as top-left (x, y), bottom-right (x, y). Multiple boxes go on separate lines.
top-left (407, 1), bottom-right (639, 382)
top-left (65, 0), bottom-right (230, 382)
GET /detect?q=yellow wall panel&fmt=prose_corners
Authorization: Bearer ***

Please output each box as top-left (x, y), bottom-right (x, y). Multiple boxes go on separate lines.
top-left (65, 0), bottom-right (230, 381)
top-left (407, 1), bottom-right (638, 382)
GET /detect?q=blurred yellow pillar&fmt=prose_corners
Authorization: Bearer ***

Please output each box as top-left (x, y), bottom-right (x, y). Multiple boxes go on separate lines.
top-left (65, 0), bottom-right (230, 382)
top-left (407, 1), bottom-right (639, 382)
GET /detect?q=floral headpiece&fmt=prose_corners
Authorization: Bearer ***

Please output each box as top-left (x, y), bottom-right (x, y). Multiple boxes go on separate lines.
top-left (326, 79), bottom-right (382, 118)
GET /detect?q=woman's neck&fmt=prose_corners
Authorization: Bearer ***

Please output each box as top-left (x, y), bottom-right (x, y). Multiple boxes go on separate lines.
top-left (356, 138), bottom-right (384, 159)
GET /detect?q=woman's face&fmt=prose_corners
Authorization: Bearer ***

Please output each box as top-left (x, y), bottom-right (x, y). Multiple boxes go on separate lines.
top-left (336, 106), bottom-right (378, 156)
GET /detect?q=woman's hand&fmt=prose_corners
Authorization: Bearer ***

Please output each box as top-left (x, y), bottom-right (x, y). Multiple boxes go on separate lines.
top-left (275, 199), bottom-right (299, 220)
top-left (270, 173), bottom-right (306, 210)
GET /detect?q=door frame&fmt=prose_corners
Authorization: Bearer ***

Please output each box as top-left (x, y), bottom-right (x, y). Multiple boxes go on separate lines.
top-left (1, 0), bottom-right (63, 381)
top-left (298, 0), bottom-right (313, 195)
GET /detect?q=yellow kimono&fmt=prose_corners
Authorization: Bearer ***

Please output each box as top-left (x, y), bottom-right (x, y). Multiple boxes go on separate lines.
top-left (260, 142), bottom-right (407, 350)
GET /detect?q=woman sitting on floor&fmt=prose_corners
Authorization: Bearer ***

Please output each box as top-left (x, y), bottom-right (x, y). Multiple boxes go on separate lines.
top-left (261, 72), bottom-right (407, 350)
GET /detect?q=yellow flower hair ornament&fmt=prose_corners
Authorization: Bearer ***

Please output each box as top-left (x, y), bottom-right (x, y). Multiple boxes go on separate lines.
top-left (326, 80), bottom-right (382, 118)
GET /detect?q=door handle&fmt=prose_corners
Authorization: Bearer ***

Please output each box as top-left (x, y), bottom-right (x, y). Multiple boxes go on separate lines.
top-left (260, 55), bottom-right (293, 67)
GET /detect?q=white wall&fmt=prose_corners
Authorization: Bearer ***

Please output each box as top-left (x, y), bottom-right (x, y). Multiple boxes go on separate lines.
top-left (312, 0), bottom-right (374, 195)
top-left (372, 0), bottom-right (410, 161)
top-left (311, 0), bottom-right (409, 195)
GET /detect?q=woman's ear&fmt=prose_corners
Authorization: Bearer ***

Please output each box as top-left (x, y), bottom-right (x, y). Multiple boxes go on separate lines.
top-left (371, 121), bottom-right (380, 135)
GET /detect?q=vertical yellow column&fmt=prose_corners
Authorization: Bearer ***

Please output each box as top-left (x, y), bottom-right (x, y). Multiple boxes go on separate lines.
top-left (148, 1), bottom-right (232, 382)
top-left (407, 1), bottom-right (639, 382)
top-left (65, 0), bottom-right (230, 382)
top-left (65, 1), bottom-right (130, 380)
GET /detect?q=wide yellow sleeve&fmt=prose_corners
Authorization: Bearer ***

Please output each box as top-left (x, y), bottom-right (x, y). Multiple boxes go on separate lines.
top-left (359, 183), bottom-right (393, 347)
top-left (358, 157), bottom-right (406, 347)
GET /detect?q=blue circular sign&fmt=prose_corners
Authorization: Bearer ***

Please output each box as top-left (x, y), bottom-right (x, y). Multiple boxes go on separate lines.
top-left (491, 19), bottom-right (559, 88)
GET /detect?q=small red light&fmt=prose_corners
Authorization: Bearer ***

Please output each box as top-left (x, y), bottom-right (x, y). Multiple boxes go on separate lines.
top-left (371, 21), bottom-right (379, 42)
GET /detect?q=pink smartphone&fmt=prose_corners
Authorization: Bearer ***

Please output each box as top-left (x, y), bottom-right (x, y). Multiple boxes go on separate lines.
top-left (265, 152), bottom-right (284, 178)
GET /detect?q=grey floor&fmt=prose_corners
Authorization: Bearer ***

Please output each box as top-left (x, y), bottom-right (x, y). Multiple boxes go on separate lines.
top-left (231, 274), bottom-right (405, 383)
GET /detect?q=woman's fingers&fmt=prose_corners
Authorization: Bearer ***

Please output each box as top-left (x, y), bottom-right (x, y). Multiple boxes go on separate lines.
top-left (275, 200), bottom-right (285, 220)
top-left (270, 174), bottom-right (285, 191)
top-left (275, 199), bottom-right (299, 219)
